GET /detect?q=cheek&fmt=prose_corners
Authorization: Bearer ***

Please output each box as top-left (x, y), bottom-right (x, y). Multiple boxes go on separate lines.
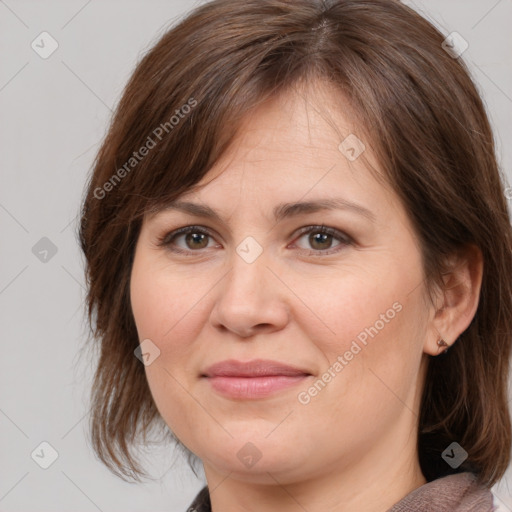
top-left (336, 307), bottom-right (425, 415)
top-left (289, 262), bottom-right (418, 357)
top-left (289, 256), bottom-right (427, 413)
top-left (130, 250), bottom-right (210, 349)
top-left (130, 253), bottom-right (211, 441)
top-left (293, 289), bottom-right (425, 460)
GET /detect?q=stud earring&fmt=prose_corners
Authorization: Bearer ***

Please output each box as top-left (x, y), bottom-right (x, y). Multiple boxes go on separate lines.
top-left (437, 338), bottom-right (449, 354)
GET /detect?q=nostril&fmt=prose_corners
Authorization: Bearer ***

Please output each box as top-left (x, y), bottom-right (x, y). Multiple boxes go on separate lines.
top-left (255, 323), bottom-right (272, 329)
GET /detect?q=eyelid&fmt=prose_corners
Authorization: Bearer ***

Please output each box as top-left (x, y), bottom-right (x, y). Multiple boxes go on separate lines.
top-left (289, 225), bottom-right (353, 255)
top-left (292, 224), bottom-right (352, 244)
top-left (156, 225), bottom-right (219, 248)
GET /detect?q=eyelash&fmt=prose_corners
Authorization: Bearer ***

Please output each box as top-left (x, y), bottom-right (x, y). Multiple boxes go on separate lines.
top-left (156, 224), bottom-right (353, 257)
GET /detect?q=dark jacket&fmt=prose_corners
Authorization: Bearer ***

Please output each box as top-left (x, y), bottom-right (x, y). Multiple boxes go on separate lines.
top-left (187, 472), bottom-right (496, 511)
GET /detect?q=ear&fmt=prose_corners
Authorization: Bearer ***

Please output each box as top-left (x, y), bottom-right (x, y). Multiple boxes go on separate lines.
top-left (424, 244), bottom-right (483, 356)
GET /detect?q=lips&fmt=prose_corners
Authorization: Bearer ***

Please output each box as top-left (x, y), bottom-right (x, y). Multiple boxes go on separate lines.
top-left (202, 359), bottom-right (311, 399)
top-left (203, 359), bottom-right (311, 378)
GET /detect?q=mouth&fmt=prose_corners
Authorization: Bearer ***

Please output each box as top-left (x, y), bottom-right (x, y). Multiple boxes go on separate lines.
top-left (201, 359), bottom-right (312, 399)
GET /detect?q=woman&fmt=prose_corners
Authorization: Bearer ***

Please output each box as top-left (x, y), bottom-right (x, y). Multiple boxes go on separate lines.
top-left (79, 0), bottom-right (512, 510)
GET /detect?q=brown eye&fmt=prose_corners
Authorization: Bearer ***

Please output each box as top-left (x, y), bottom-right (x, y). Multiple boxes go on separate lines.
top-left (184, 232), bottom-right (209, 250)
top-left (158, 226), bottom-right (217, 253)
top-left (294, 226), bottom-right (351, 255)
top-left (308, 232), bottom-right (334, 250)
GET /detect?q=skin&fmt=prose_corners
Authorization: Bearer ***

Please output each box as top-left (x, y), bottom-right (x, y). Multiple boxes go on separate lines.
top-left (130, 80), bottom-right (483, 512)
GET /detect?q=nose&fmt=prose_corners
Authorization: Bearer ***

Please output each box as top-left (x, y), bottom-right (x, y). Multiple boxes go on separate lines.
top-left (209, 250), bottom-right (290, 338)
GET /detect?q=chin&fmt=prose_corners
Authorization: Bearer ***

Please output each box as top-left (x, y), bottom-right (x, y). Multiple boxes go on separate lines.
top-left (195, 433), bottom-right (313, 481)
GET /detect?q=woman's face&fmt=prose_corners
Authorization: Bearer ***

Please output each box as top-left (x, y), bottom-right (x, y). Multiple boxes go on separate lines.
top-left (130, 83), bottom-right (435, 484)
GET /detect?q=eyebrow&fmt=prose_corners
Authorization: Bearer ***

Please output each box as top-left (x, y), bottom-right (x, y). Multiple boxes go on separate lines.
top-left (160, 198), bottom-right (376, 223)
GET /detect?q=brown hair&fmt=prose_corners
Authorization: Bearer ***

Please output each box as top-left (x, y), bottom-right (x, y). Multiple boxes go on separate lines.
top-left (79, 0), bottom-right (512, 486)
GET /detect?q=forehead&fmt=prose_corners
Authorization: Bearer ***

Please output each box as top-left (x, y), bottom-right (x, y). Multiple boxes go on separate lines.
top-left (171, 82), bottom-right (392, 213)
top-left (143, 79), bottom-right (410, 236)
top-left (209, 81), bottom-right (366, 175)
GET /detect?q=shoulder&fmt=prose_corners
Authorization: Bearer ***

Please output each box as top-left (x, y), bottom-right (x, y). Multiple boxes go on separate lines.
top-left (387, 472), bottom-right (496, 512)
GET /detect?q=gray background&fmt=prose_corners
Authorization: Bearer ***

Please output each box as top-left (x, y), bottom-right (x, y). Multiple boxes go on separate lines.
top-left (1, 1), bottom-right (511, 510)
